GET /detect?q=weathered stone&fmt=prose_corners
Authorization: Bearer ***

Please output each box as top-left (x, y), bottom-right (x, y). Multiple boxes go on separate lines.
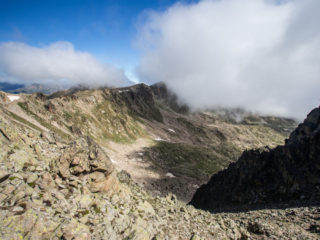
top-left (26, 173), bottom-right (38, 184)
top-left (136, 201), bottom-right (155, 215)
top-left (54, 137), bottom-right (118, 194)
top-left (2, 185), bottom-right (15, 195)
top-left (33, 144), bottom-right (42, 156)
top-left (117, 170), bottom-right (131, 184)
top-left (42, 192), bottom-right (53, 206)
top-left (191, 106), bottom-right (320, 211)
top-left (39, 172), bottom-right (55, 190)
top-left (9, 149), bottom-right (36, 172)
top-left (126, 217), bottom-right (150, 240)
top-left (76, 194), bottom-right (92, 209)
top-left (62, 219), bottom-right (91, 240)
top-left (41, 131), bottom-right (55, 144)
top-left (0, 209), bottom-right (38, 238)
top-left (0, 193), bottom-right (7, 202)
top-left (11, 188), bottom-right (26, 204)
top-left (87, 172), bottom-right (118, 194)
top-left (24, 184), bottom-right (34, 196)
top-left (190, 234), bottom-right (201, 240)
top-left (28, 216), bottom-right (60, 240)
top-left (12, 206), bottom-right (24, 212)
top-left (166, 193), bottom-right (177, 205)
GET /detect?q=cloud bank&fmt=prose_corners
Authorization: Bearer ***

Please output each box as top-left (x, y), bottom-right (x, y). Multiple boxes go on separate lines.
top-left (0, 41), bottom-right (131, 88)
top-left (136, 0), bottom-right (320, 119)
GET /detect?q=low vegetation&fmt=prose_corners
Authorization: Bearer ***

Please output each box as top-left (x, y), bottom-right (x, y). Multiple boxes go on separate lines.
top-left (146, 141), bottom-right (240, 180)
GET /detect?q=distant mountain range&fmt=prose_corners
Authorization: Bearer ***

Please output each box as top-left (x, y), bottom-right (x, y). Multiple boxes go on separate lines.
top-left (0, 82), bottom-right (25, 92)
top-left (0, 82), bottom-right (66, 94)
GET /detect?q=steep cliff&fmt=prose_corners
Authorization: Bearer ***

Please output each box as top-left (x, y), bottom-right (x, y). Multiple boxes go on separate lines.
top-left (190, 107), bottom-right (320, 211)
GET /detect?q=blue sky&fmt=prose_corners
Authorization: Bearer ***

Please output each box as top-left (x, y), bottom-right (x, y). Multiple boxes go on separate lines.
top-left (0, 0), bottom-right (319, 118)
top-left (0, 0), bottom-right (196, 80)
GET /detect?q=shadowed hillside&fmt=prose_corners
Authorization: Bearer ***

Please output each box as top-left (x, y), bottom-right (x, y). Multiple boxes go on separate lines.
top-left (190, 106), bottom-right (320, 212)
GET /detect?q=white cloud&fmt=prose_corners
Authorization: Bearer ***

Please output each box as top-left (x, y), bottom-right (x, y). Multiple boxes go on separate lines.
top-left (0, 41), bottom-right (131, 87)
top-left (136, 0), bottom-right (320, 119)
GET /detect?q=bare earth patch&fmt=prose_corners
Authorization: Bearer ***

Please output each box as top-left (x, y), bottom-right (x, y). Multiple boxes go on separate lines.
top-left (103, 138), bottom-right (163, 192)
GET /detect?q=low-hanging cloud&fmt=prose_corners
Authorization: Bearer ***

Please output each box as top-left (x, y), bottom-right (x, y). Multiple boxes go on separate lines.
top-left (136, 0), bottom-right (320, 119)
top-left (0, 41), bottom-right (131, 88)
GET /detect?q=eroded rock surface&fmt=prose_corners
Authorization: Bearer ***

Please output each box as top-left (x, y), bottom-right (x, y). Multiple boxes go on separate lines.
top-left (191, 106), bottom-right (320, 211)
top-left (54, 137), bottom-right (119, 195)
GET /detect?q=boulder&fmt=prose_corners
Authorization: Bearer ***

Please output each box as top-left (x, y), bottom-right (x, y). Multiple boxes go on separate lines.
top-left (62, 219), bottom-right (91, 240)
top-left (54, 137), bottom-right (119, 195)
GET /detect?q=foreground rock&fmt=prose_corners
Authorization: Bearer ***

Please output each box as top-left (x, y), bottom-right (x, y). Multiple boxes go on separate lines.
top-left (190, 106), bottom-right (320, 211)
top-left (53, 137), bottom-right (119, 195)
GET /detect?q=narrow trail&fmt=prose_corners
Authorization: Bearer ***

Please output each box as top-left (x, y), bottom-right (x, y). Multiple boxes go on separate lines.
top-left (5, 97), bottom-right (48, 132)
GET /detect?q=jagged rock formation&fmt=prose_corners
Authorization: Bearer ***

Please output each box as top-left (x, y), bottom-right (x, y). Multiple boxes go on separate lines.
top-left (190, 106), bottom-right (320, 211)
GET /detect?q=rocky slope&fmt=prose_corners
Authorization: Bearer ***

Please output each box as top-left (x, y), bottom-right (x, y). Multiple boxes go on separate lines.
top-left (1, 84), bottom-right (320, 239)
top-left (191, 106), bottom-right (320, 212)
top-left (0, 83), bottom-right (296, 202)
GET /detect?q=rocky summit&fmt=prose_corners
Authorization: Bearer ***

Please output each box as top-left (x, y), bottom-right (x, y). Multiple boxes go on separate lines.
top-left (190, 106), bottom-right (320, 211)
top-left (1, 83), bottom-right (320, 239)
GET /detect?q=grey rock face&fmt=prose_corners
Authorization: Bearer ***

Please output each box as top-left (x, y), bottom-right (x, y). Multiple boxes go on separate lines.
top-left (190, 107), bottom-right (320, 211)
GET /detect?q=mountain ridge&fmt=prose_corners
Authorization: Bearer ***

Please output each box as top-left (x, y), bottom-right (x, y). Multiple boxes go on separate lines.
top-left (2, 82), bottom-right (318, 239)
top-left (0, 83), bottom-right (297, 201)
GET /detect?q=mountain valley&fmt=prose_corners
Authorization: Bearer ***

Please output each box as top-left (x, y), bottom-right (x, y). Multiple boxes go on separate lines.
top-left (1, 83), bottom-right (319, 239)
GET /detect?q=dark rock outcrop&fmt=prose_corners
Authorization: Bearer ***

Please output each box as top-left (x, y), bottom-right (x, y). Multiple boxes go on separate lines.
top-left (150, 82), bottom-right (189, 114)
top-left (110, 83), bottom-right (164, 122)
top-left (190, 107), bottom-right (320, 211)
